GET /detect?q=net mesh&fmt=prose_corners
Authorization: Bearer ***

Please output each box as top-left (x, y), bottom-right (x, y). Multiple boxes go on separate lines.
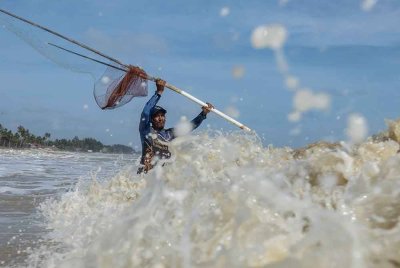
top-left (0, 11), bottom-right (150, 110)
top-left (0, 10), bottom-right (104, 76)
top-left (94, 65), bottom-right (148, 110)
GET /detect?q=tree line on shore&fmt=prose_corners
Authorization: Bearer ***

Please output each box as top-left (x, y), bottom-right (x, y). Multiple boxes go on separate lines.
top-left (0, 124), bottom-right (134, 154)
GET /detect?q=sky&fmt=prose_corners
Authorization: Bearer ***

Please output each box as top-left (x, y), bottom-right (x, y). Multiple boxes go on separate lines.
top-left (0, 0), bottom-right (399, 149)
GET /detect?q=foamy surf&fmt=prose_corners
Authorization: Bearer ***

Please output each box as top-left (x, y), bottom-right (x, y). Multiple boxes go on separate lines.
top-left (22, 120), bottom-right (400, 268)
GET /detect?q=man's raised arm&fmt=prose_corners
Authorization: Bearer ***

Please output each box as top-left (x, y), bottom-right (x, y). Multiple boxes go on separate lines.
top-left (139, 79), bottom-right (166, 132)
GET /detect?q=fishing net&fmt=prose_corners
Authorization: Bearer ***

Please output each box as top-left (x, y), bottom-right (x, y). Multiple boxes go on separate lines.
top-left (0, 10), bottom-right (149, 110)
top-left (0, 10), bottom-right (104, 75)
top-left (94, 65), bottom-right (148, 110)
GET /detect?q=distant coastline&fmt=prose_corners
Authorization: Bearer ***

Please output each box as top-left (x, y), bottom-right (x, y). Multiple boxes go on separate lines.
top-left (0, 123), bottom-right (135, 154)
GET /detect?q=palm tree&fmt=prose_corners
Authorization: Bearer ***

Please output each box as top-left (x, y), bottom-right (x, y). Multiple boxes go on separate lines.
top-left (6, 130), bottom-right (12, 147)
top-left (43, 132), bottom-right (51, 146)
top-left (17, 125), bottom-right (27, 147)
top-left (13, 132), bottom-right (21, 148)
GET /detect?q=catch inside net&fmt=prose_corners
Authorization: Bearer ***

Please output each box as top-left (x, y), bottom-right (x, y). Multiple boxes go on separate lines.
top-left (94, 65), bottom-right (149, 110)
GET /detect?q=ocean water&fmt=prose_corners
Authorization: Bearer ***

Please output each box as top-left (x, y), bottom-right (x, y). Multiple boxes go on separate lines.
top-left (0, 149), bottom-right (136, 267)
top-left (2, 125), bottom-right (400, 268)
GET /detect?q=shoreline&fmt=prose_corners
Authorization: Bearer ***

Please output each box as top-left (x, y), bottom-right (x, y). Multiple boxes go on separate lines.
top-left (0, 146), bottom-right (138, 155)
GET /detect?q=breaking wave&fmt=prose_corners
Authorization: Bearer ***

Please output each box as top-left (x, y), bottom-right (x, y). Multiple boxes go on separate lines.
top-left (26, 120), bottom-right (400, 268)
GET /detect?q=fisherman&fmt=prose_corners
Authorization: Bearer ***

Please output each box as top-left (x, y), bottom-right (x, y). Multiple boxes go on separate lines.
top-left (138, 79), bottom-right (213, 174)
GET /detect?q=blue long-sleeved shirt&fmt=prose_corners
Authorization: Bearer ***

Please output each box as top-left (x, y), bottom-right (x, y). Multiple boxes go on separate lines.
top-left (139, 92), bottom-right (207, 166)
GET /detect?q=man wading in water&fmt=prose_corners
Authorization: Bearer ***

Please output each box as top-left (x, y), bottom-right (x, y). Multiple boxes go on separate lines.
top-left (138, 79), bottom-right (213, 174)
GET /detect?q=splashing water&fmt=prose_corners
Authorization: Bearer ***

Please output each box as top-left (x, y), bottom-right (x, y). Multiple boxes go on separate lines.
top-left (288, 89), bottom-right (331, 122)
top-left (251, 24), bottom-right (331, 125)
top-left (174, 117), bottom-right (194, 137)
top-left (101, 76), bottom-right (111, 84)
top-left (346, 114), bottom-right (369, 144)
top-left (24, 119), bottom-right (400, 267)
top-left (251, 25), bottom-right (287, 51)
top-left (232, 65), bottom-right (245, 79)
top-left (279, 0), bottom-right (290, 7)
top-left (220, 7), bottom-right (230, 17)
top-left (361, 0), bottom-right (378, 12)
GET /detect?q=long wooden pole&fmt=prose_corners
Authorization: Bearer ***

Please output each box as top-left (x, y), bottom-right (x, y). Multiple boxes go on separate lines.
top-left (0, 9), bottom-right (252, 132)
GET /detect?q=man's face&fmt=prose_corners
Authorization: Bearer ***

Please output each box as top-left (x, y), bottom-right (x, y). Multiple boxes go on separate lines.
top-left (151, 112), bottom-right (166, 130)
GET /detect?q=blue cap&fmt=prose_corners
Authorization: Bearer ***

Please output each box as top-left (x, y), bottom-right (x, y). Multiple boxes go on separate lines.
top-left (150, 106), bottom-right (167, 117)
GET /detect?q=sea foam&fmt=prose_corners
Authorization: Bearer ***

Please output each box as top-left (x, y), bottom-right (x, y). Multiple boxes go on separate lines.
top-left (27, 120), bottom-right (400, 268)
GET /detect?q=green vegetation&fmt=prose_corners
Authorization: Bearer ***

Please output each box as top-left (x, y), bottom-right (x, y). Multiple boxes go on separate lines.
top-left (0, 124), bottom-right (134, 154)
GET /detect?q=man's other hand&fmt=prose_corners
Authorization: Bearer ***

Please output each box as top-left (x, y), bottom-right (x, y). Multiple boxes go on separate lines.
top-left (202, 103), bottom-right (214, 115)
